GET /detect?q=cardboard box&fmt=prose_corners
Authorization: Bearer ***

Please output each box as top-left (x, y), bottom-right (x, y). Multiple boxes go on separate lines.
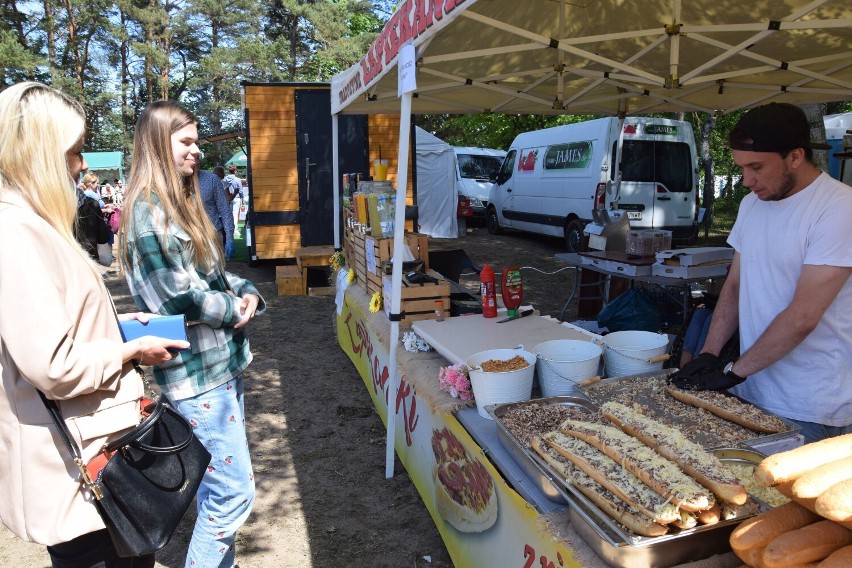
top-left (608, 260), bottom-right (652, 276)
top-left (652, 262), bottom-right (730, 279)
top-left (653, 247), bottom-right (733, 279)
top-left (655, 247), bottom-right (734, 266)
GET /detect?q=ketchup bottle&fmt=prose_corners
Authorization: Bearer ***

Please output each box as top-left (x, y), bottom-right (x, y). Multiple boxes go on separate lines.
top-left (501, 266), bottom-right (523, 318)
top-left (480, 264), bottom-right (498, 318)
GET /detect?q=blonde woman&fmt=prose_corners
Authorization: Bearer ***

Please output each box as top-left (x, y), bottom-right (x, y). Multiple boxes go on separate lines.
top-left (119, 101), bottom-right (263, 568)
top-left (0, 83), bottom-right (188, 566)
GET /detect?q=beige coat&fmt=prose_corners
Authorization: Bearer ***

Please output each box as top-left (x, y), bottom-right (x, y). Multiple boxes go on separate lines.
top-left (0, 193), bottom-right (145, 546)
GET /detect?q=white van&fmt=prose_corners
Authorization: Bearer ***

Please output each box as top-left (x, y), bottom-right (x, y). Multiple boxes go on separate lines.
top-left (453, 146), bottom-right (506, 219)
top-left (487, 117), bottom-right (699, 251)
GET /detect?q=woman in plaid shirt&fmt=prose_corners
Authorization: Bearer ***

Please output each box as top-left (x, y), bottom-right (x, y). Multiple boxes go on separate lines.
top-left (119, 101), bottom-right (265, 568)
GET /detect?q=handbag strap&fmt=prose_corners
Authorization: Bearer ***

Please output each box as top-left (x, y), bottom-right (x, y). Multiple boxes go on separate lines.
top-left (37, 391), bottom-right (100, 492)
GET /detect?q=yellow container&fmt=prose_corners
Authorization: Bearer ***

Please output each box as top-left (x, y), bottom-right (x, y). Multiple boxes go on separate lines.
top-left (367, 193), bottom-right (383, 236)
top-left (373, 159), bottom-right (389, 181)
top-left (354, 193), bottom-right (368, 224)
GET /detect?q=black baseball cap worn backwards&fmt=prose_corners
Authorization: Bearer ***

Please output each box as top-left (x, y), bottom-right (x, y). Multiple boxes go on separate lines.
top-left (729, 102), bottom-right (831, 153)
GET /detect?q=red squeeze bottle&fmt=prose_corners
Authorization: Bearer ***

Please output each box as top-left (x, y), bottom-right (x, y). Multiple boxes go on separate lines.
top-left (501, 267), bottom-right (523, 318)
top-left (480, 264), bottom-right (498, 318)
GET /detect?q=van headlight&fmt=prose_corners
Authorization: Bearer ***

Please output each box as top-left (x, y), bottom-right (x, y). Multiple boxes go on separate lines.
top-left (468, 197), bottom-right (484, 208)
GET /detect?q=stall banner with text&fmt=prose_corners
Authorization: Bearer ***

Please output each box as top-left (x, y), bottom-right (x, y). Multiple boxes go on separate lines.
top-left (336, 291), bottom-right (582, 568)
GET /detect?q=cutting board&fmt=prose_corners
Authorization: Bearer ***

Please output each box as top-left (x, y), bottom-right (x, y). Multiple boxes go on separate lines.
top-left (412, 313), bottom-right (595, 365)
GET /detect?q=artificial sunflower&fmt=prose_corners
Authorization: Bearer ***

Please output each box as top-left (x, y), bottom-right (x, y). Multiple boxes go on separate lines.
top-left (347, 268), bottom-right (356, 284)
top-left (329, 251), bottom-right (345, 272)
top-left (369, 291), bottom-right (382, 313)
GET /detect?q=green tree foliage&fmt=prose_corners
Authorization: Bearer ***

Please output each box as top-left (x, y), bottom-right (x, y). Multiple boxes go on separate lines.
top-left (0, 0), bottom-right (848, 180)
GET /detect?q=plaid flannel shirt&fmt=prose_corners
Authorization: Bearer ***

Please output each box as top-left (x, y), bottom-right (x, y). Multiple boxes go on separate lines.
top-left (124, 196), bottom-right (266, 400)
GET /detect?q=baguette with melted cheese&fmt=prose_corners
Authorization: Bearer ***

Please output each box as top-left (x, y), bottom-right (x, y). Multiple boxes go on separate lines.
top-left (531, 436), bottom-right (669, 537)
top-left (601, 401), bottom-right (747, 505)
top-left (541, 431), bottom-right (681, 524)
top-left (559, 418), bottom-right (714, 512)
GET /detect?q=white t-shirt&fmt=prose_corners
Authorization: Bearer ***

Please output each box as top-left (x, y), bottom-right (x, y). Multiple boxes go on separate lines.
top-left (728, 173), bottom-right (852, 426)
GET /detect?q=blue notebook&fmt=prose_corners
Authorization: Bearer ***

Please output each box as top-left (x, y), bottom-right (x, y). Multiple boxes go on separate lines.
top-left (119, 315), bottom-right (188, 347)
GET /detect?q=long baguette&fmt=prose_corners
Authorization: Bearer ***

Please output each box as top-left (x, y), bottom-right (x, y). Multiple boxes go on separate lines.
top-left (697, 502), bottom-right (721, 525)
top-left (601, 401), bottom-right (747, 505)
top-left (755, 434), bottom-right (852, 487)
top-left (530, 437), bottom-right (669, 537)
top-left (792, 456), bottom-right (852, 511)
top-left (541, 431), bottom-right (681, 524)
top-left (815, 479), bottom-right (852, 523)
top-left (666, 386), bottom-right (785, 433)
top-left (761, 520), bottom-right (852, 568)
top-left (559, 418), bottom-right (714, 512)
top-left (730, 501), bottom-right (821, 553)
top-left (816, 545), bottom-right (852, 567)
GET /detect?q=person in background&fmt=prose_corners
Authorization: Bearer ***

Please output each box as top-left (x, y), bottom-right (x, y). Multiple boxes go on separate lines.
top-left (113, 179), bottom-right (125, 206)
top-left (74, 183), bottom-right (111, 262)
top-left (81, 172), bottom-right (115, 264)
top-left (101, 179), bottom-right (114, 204)
top-left (199, 168), bottom-right (236, 260)
top-left (82, 172), bottom-right (110, 212)
top-left (119, 100), bottom-right (264, 568)
top-left (0, 82), bottom-right (188, 568)
top-left (673, 102), bottom-right (852, 444)
top-left (223, 164), bottom-right (243, 237)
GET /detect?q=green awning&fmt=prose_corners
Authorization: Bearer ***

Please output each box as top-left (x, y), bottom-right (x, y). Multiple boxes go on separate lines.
top-left (82, 151), bottom-right (124, 181)
top-left (225, 151), bottom-right (247, 167)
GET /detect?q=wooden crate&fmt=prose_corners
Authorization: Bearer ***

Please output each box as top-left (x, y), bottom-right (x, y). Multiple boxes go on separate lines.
top-left (276, 265), bottom-right (303, 296)
top-left (382, 271), bottom-right (450, 329)
top-left (344, 208), bottom-right (429, 296)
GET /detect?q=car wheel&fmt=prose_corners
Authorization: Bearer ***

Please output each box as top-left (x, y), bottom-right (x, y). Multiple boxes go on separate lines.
top-left (487, 207), bottom-right (503, 235)
top-left (564, 218), bottom-right (585, 252)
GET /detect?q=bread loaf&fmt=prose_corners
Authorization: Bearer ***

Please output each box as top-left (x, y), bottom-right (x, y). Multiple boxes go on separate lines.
top-left (729, 501), bottom-right (820, 553)
top-left (815, 479), bottom-right (852, 523)
top-left (697, 502), bottom-right (721, 525)
top-left (755, 434), bottom-right (852, 487)
top-left (792, 456), bottom-right (852, 511)
top-left (761, 520), bottom-right (852, 568)
top-left (816, 544), bottom-right (852, 567)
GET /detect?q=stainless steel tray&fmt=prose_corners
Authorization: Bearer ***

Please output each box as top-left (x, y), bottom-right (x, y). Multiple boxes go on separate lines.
top-left (581, 370), bottom-right (801, 450)
top-left (489, 396), bottom-right (598, 504)
top-left (527, 447), bottom-right (766, 568)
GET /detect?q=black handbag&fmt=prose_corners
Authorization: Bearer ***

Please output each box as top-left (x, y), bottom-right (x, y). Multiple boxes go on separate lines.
top-left (39, 391), bottom-right (211, 557)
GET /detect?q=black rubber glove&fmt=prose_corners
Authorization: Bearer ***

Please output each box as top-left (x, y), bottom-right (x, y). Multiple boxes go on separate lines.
top-left (674, 352), bottom-right (723, 380)
top-left (672, 368), bottom-right (747, 391)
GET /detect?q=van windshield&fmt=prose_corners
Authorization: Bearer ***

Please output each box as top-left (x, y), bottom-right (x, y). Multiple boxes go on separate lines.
top-left (613, 141), bottom-right (692, 192)
top-left (458, 154), bottom-right (504, 180)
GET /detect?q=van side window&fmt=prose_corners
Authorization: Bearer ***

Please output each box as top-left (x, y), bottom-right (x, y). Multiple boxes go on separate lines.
top-left (498, 150), bottom-right (516, 182)
top-left (458, 154), bottom-right (504, 180)
top-left (612, 140), bottom-right (693, 192)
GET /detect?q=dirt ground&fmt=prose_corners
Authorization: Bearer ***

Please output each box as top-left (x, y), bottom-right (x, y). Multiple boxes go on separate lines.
top-left (1, 225), bottom-right (577, 568)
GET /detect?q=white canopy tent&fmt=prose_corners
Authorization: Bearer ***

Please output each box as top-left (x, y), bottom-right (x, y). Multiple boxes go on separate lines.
top-left (414, 126), bottom-right (458, 238)
top-left (329, 0), bottom-right (852, 477)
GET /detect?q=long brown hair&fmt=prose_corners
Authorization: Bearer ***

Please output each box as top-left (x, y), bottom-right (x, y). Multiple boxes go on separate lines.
top-left (119, 101), bottom-right (221, 272)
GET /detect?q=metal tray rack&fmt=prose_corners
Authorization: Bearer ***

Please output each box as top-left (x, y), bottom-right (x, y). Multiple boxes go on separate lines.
top-left (525, 441), bottom-right (766, 567)
top-left (489, 396), bottom-right (598, 504)
top-left (488, 391), bottom-right (787, 567)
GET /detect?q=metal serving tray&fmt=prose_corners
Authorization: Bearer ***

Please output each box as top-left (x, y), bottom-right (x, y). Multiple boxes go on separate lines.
top-left (580, 370), bottom-right (801, 450)
top-left (526, 448), bottom-right (767, 568)
top-left (489, 396), bottom-right (598, 504)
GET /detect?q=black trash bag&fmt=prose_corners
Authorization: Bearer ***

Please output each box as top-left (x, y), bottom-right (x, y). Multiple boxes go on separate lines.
top-left (596, 288), bottom-right (661, 333)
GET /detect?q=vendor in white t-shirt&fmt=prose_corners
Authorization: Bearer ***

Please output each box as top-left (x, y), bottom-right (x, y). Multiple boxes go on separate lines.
top-left (673, 103), bottom-right (852, 444)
